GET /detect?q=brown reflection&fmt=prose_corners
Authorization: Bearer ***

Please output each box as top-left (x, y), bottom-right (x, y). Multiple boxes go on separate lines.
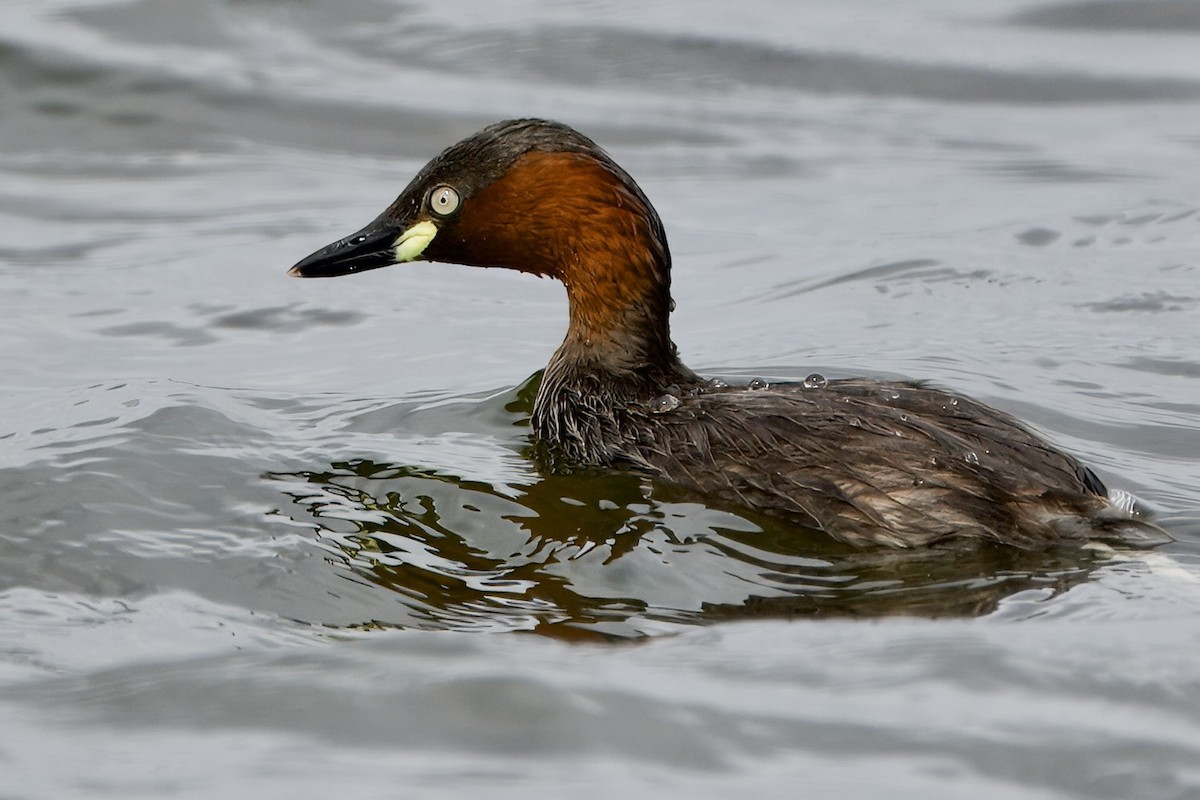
top-left (268, 455), bottom-right (1110, 639)
top-left (700, 533), bottom-right (1108, 621)
top-left (271, 461), bottom-right (661, 638)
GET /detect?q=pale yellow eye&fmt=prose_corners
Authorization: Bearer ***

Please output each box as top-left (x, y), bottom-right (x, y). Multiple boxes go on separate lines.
top-left (429, 185), bottom-right (461, 217)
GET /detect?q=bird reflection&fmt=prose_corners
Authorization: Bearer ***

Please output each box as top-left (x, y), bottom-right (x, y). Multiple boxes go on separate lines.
top-left (269, 458), bottom-right (1108, 640)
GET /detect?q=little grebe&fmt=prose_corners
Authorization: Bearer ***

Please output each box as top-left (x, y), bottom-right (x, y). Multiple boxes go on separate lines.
top-left (290, 118), bottom-right (1162, 548)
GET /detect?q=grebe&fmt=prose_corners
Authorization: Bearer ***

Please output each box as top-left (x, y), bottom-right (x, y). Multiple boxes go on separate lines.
top-left (290, 118), bottom-right (1162, 548)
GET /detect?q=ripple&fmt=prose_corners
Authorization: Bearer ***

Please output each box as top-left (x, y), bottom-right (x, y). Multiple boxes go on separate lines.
top-left (976, 158), bottom-right (1145, 183)
top-left (1012, 0), bottom-right (1200, 33)
top-left (96, 320), bottom-right (218, 347)
top-left (767, 259), bottom-right (999, 300)
top-left (95, 303), bottom-right (367, 345)
top-left (1015, 227), bottom-right (1062, 246)
top-left (354, 25), bottom-right (1200, 105)
top-left (1117, 356), bottom-right (1200, 379)
top-left (209, 305), bottom-right (366, 332)
top-left (1080, 292), bottom-right (1197, 313)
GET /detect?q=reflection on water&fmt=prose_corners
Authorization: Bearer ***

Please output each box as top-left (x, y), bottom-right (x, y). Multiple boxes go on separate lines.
top-left (270, 460), bottom-right (1111, 638)
top-left (268, 379), bottom-right (1113, 638)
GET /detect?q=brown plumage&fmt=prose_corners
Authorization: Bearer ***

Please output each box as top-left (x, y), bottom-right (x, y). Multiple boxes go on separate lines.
top-left (290, 118), bottom-right (1165, 548)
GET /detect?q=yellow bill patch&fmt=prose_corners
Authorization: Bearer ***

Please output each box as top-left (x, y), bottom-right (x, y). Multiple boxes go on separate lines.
top-left (393, 220), bottom-right (438, 263)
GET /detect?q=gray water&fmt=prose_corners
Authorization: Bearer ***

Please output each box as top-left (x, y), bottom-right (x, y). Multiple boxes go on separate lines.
top-left (3, 0), bottom-right (1200, 797)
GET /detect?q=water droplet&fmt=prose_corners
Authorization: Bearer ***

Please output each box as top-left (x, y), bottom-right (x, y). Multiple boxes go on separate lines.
top-left (649, 393), bottom-right (681, 414)
top-left (707, 378), bottom-right (728, 390)
top-left (930, 456), bottom-right (939, 467)
top-left (748, 378), bottom-right (769, 390)
top-left (888, 391), bottom-right (900, 400)
top-left (964, 451), bottom-right (980, 465)
top-left (949, 397), bottom-right (959, 406)
top-left (899, 413), bottom-right (909, 422)
top-left (803, 373), bottom-right (827, 389)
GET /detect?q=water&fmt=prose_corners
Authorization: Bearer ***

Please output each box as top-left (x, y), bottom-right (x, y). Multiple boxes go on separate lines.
top-left (3, 0), bottom-right (1200, 796)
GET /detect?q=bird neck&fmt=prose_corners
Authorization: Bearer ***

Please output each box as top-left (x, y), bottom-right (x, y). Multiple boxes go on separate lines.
top-left (531, 248), bottom-right (697, 465)
top-left (557, 248), bottom-right (678, 375)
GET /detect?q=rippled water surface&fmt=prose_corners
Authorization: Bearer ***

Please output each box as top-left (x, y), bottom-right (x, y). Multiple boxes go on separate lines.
top-left (3, 0), bottom-right (1200, 797)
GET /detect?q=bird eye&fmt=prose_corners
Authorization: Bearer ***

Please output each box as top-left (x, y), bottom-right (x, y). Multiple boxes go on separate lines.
top-left (428, 185), bottom-right (461, 217)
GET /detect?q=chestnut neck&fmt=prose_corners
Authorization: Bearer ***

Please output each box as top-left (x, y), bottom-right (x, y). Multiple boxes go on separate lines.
top-left (455, 150), bottom-right (689, 384)
top-left (554, 244), bottom-right (679, 377)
